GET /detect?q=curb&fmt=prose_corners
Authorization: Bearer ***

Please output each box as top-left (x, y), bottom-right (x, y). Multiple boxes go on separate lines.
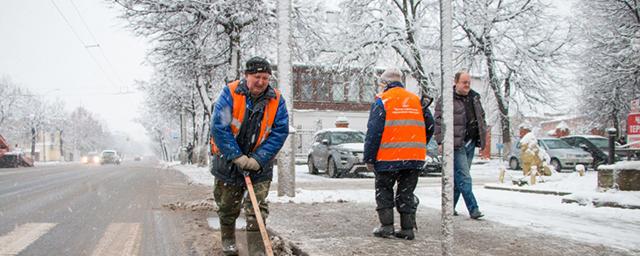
top-left (483, 184), bottom-right (571, 196)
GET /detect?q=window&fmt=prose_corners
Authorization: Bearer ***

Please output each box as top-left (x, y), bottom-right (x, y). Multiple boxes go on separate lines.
top-left (300, 72), bottom-right (314, 101)
top-left (315, 72), bottom-right (330, 102)
top-left (330, 132), bottom-right (365, 144)
top-left (347, 79), bottom-right (361, 102)
top-left (332, 77), bottom-right (346, 102)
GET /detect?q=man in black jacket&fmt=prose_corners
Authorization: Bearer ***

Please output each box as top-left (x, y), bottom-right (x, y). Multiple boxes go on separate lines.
top-left (434, 70), bottom-right (487, 219)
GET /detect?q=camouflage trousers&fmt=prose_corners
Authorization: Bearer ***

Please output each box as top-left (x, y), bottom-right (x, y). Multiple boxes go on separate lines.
top-left (213, 178), bottom-right (271, 228)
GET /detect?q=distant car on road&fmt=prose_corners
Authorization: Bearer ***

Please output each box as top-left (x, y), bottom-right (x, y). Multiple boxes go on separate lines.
top-left (509, 137), bottom-right (592, 171)
top-left (133, 156), bottom-right (143, 161)
top-left (81, 152), bottom-right (100, 164)
top-left (307, 128), bottom-right (367, 178)
top-left (100, 150), bottom-right (121, 165)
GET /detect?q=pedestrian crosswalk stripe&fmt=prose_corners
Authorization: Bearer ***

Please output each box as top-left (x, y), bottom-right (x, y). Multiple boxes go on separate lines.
top-left (91, 223), bottom-right (142, 256)
top-left (0, 222), bottom-right (57, 256)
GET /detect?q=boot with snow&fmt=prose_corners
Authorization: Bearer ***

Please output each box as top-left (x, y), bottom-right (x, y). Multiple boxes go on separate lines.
top-left (220, 224), bottom-right (238, 256)
top-left (394, 213), bottom-right (415, 240)
top-left (372, 208), bottom-right (394, 238)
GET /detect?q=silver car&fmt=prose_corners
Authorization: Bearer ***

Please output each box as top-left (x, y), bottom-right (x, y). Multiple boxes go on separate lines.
top-left (307, 128), bottom-right (368, 178)
top-left (509, 137), bottom-right (593, 171)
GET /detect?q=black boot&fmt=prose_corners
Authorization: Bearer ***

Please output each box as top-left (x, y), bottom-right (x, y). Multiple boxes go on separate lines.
top-left (394, 213), bottom-right (415, 240)
top-left (373, 208), bottom-right (394, 238)
top-left (220, 224), bottom-right (238, 256)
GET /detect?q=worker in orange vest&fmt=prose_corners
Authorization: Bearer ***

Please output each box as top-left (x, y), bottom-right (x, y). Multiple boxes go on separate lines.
top-left (365, 67), bottom-right (434, 240)
top-left (209, 57), bottom-right (289, 256)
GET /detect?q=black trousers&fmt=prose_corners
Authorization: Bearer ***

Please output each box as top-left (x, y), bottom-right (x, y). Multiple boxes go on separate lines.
top-left (375, 169), bottom-right (420, 214)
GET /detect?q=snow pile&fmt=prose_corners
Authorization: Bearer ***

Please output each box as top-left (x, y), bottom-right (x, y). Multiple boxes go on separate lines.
top-left (163, 198), bottom-right (217, 211)
top-left (565, 190), bottom-right (640, 209)
top-left (268, 188), bottom-right (370, 204)
top-left (519, 132), bottom-right (550, 163)
top-left (598, 161), bottom-right (640, 171)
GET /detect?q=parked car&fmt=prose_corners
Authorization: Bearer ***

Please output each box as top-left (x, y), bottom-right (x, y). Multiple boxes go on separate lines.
top-left (133, 156), bottom-right (143, 161)
top-left (81, 152), bottom-right (100, 164)
top-left (421, 139), bottom-right (442, 175)
top-left (561, 135), bottom-right (623, 169)
top-left (100, 150), bottom-right (121, 165)
top-left (307, 128), bottom-right (367, 178)
top-left (509, 137), bottom-right (592, 171)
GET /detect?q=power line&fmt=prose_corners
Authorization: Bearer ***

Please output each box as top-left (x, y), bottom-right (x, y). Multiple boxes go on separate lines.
top-left (68, 0), bottom-right (128, 91)
top-left (49, 0), bottom-right (120, 91)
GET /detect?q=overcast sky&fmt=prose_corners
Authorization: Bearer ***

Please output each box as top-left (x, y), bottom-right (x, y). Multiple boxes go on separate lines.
top-left (0, 0), bottom-right (151, 143)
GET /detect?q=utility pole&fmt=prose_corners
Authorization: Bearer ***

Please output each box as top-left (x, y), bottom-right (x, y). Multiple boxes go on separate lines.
top-left (440, 0), bottom-right (454, 255)
top-left (277, 0), bottom-right (295, 197)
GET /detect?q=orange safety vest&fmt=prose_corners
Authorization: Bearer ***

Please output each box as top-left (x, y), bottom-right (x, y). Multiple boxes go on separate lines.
top-left (210, 80), bottom-right (281, 155)
top-left (376, 87), bottom-right (427, 162)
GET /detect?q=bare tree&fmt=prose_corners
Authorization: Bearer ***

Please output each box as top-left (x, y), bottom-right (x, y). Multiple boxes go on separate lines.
top-left (575, 0), bottom-right (640, 136)
top-left (454, 0), bottom-right (568, 155)
top-left (333, 0), bottom-right (440, 98)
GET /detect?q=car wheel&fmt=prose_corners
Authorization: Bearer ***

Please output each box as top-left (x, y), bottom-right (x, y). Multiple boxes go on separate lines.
top-left (509, 157), bottom-right (520, 170)
top-left (551, 158), bottom-right (562, 172)
top-left (307, 156), bottom-right (319, 175)
top-left (326, 157), bottom-right (339, 178)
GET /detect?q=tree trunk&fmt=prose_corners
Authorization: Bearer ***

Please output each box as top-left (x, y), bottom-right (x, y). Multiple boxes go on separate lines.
top-left (30, 127), bottom-right (36, 158)
top-left (227, 33), bottom-right (241, 82)
top-left (485, 44), bottom-right (511, 159)
top-left (191, 91), bottom-right (197, 145)
top-left (59, 129), bottom-right (64, 161)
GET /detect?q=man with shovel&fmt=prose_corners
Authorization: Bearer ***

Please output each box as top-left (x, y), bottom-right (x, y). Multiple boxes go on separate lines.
top-left (210, 57), bottom-right (289, 256)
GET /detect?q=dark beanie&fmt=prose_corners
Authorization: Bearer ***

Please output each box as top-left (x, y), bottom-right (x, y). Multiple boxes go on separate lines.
top-left (245, 56), bottom-right (272, 74)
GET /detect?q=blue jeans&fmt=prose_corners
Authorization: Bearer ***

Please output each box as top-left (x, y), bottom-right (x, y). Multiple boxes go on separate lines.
top-left (453, 140), bottom-right (479, 213)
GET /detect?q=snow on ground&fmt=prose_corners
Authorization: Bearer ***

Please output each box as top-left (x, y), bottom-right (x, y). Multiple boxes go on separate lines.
top-left (32, 161), bottom-right (76, 167)
top-left (168, 159), bottom-right (640, 251)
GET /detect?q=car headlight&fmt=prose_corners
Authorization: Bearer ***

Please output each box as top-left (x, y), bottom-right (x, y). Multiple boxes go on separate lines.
top-left (81, 157), bottom-right (87, 163)
top-left (94, 156), bottom-right (100, 162)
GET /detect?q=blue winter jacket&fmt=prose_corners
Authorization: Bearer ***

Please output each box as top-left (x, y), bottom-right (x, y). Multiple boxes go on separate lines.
top-left (210, 80), bottom-right (289, 185)
top-left (363, 81), bottom-right (435, 172)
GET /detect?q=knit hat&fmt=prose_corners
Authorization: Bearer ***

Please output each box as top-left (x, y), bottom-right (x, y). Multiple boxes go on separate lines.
top-left (379, 67), bottom-right (403, 84)
top-left (245, 56), bottom-right (272, 74)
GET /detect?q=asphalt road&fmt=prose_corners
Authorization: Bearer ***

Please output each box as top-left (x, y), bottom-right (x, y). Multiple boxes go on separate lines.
top-left (0, 161), bottom-right (217, 256)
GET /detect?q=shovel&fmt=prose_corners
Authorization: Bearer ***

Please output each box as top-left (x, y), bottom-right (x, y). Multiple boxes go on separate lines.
top-left (244, 173), bottom-right (274, 256)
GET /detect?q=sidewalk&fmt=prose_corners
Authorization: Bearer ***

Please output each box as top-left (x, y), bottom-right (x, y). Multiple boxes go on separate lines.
top-left (268, 202), bottom-right (637, 256)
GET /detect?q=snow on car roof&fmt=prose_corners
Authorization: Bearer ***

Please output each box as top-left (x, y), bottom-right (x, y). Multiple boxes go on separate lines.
top-left (564, 135), bottom-right (607, 139)
top-left (313, 128), bottom-right (363, 136)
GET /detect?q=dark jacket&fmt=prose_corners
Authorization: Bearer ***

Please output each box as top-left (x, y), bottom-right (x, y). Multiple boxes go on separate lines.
top-left (210, 79), bottom-right (289, 185)
top-left (434, 89), bottom-right (487, 150)
top-left (363, 81), bottom-right (435, 172)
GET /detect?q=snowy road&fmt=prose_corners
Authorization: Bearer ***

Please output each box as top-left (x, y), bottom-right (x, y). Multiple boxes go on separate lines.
top-left (0, 161), bottom-right (216, 255)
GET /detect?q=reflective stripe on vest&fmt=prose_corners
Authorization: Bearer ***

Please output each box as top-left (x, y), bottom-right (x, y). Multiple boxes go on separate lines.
top-left (210, 80), bottom-right (281, 155)
top-left (376, 87), bottom-right (427, 162)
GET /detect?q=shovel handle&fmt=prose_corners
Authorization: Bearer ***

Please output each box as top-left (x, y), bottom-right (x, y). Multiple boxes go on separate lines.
top-left (244, 175), bottom-right (274, 256)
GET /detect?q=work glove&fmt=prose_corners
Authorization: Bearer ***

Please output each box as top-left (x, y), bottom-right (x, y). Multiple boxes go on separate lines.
top-left (233, 155), bottom-right (250, 169)
top-left (245, 157), bottom-right (261, 171)
top-left (232, 155), bottom-right (261, 171)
